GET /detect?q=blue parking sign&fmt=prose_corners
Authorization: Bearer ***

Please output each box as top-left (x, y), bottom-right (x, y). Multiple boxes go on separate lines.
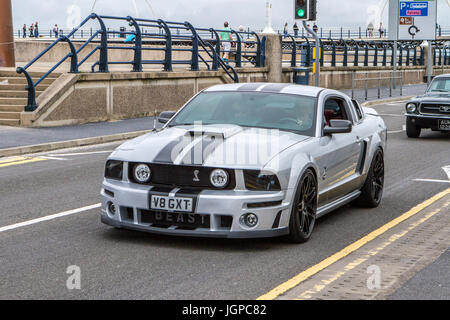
top-left (399, 1), bottom-right (429, 17)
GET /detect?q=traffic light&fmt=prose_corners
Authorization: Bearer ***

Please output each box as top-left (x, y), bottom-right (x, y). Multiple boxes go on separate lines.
top-left (294, 0), bottom-right (317, 21)
top-left (295, 0), bottom-right (309, 20)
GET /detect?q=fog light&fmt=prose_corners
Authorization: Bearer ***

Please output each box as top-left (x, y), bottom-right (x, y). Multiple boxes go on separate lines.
top-left (240, 213), bottom-right (258, 228)
top-left (107, 202), bottom-right (117, 216)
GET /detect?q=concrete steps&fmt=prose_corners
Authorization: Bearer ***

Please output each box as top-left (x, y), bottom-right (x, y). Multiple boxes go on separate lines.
top-left (0, 71), bottom-right (60, 126)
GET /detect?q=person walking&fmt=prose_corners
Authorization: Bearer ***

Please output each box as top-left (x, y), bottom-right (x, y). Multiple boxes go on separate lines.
top-left (313, 23), bottom-right (319, 34)
top-left (22, 24), bottom-right (27, 38)
top-left (367, 22), bottom-right (374, 38)
top-left (29, 24), bottom-right (34, 38)
top-left (379, 22), bottom-right (384, 38)
top-left (293, 22), bottom-right (299, 37)
top-left (53, 24), bottom-right (59, 38)
top-left (283, 23), bottom-right (289, 38)
top-left (220, 22), bottom-right (233, 65)
top-left (34, 21), bottom-right (39, 38)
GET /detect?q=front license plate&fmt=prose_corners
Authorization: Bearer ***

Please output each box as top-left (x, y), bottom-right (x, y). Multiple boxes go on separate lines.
top-left (438, 120), bottom-right (450, 131)
top-left (150, 195), bottom-right (194, 213)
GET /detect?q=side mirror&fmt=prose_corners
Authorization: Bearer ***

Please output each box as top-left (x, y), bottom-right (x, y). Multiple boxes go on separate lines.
top-left (158, 111), bottom-right (176, 124)
top-left (323, 120), bottom-right (352, 135)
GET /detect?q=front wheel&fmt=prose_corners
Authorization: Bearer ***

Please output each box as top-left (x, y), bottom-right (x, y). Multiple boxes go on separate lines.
top-left (406, 118), bottom-right (421, 138)
top-left (353, 149), bottom-right (384, 208)
top-left (287, 169), bottom-right (318, 243)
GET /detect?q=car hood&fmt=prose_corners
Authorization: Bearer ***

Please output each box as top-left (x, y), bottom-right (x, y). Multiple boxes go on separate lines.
top-left (412, 92), bottom-right (450, 103)
top-left (110, 124), bottom-right (310, 169)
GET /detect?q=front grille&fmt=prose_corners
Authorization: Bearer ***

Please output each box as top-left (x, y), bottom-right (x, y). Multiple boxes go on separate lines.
top-left (420, 103), bottom-right (450, 115)
top-left (128, 163), bottom-right (236, 190)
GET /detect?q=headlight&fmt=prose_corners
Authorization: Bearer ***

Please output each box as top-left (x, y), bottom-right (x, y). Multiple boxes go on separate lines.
top-left (406, 103), bottom-right (417, 113)
top-left (133, 164), bottom-right (151, 183)
top-left (210, 169), bottom-right (229, 188)
top-left (244, 170), bottom-right (281, 191)
top-left (105, 160), bottom-right (123, 180)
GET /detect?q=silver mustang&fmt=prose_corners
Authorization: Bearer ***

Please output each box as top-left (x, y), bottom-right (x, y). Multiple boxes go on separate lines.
top-left (101, 83), bottom-right (387, 243)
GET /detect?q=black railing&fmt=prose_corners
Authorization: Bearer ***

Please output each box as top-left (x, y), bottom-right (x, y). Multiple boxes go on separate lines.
top-left (282, 37), bottom-right (449, 69)
top-left (16, 13), bottom-right (264, 112)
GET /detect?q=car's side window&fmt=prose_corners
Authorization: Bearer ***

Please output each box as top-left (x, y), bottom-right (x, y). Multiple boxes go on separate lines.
top-left (351, 99), bottom-right (364, 123)
top-left (323, 97), bottom-right (350, 126)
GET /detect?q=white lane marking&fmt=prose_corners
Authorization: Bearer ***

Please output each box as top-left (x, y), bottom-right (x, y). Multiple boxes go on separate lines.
top-left (0, 203), bottom-right (101, 233)
top-left (443, 166), bottom-right (450, 180)
top-left (413, 179), bottom-right (450, 184)
top-left (39, 156), bottom-right (69, 161)
top-left (378, 114), bottom-right (404, 117)
top-left (48, 150), bottom-right (114, 157)
top-left (388, 125), bottom-right (406, 134)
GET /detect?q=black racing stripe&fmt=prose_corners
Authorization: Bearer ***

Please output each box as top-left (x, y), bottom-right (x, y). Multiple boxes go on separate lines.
top-left (260, 83), bottom-right (292, 93)
top-left (154, 135), bottom-right (189, 164)
top-left (237, 83), bottom-right (265, 91)
top-left (150, 186), bottom-right (175, 195)
top-left (179, 135), bottom-right (222, 165)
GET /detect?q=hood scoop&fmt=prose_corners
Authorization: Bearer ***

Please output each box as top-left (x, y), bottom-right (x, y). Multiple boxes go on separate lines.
top-left (186, 124), bottom-right (243, 140)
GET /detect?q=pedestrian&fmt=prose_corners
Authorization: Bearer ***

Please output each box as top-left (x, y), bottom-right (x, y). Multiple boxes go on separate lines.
top-left (313, 23), bottom-right (318, 34)
top-left (22, 24), bottom-right (27, 38)
top-left (53, 24), bottom-right (59, 38)
top-left (283, 23), bottom-right (289, 38)
top-left (293, 22), bottom-right (299, 37)
top-left (29, 24), bottom-right (34, 38)
top-left (367, 22), bottom-right (374, 38)
top-left (379, 22), bottom-right (384, 38)
top-left (220, 22), bottom-right (233, 65)
top-left (34, 21), bottom-right (39, 38)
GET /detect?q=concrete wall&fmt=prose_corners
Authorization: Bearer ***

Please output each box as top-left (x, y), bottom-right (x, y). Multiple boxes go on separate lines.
top-left (21, 68), bottom-right (269, 127)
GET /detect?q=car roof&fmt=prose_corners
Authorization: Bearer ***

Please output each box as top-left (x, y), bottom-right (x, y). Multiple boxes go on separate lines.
top-left (203, 83), bottom-right (325, 97)
top-left (433, 74), bottom-right (450, 79)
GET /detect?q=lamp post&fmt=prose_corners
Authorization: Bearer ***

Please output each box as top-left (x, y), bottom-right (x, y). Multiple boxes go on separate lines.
top-left (262, 0), bottom-right (275, 34)
top-left (0, 0), bottom-right (15, 67)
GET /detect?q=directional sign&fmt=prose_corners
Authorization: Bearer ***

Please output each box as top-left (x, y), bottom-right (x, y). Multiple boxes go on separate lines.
top-left (400, 1), bottom-right (429, 17)
top-left (389, 0), bottom-right (437, 41)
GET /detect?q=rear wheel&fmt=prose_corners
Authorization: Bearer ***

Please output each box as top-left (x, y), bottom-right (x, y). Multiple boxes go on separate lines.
top-left (353, 149), bottom-right (384, 208)
top-left (287, 169), bottom-right (318, 243)
top-left (406, 118), bottom-right (421, 138)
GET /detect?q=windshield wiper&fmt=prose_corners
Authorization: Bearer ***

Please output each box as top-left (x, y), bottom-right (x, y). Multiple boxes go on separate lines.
top-left (430, 89), bottom-right (449, 93)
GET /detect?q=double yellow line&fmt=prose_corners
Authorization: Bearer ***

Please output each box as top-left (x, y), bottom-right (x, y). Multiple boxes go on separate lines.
top-left (257, 188), bottom-right (450, 300)
top-left (0, 156), bottom-right (47, 168)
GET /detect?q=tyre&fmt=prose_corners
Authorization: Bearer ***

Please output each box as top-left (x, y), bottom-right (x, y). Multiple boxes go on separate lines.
top-left (287, 169), bottom-right (318, 243)
top-left (406, 118), bottom-right (421, 138)
top-left (353, 149), bottom-right (384, 208)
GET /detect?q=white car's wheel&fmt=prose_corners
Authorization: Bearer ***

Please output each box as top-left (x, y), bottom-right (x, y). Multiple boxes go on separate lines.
top-left (287, 169), bottom-right (318, 243)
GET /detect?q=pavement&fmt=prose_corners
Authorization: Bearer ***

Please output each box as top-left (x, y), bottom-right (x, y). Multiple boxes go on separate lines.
top-left (0, 100), bottom-right (449, 299)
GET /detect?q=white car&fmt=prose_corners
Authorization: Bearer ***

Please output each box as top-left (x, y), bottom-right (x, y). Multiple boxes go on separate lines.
top-left (101, 83), bottom-right (387, 242)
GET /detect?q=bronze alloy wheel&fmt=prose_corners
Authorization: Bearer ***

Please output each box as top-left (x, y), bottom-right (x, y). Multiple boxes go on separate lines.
top-left (288, 169), bottom-right (318, 243)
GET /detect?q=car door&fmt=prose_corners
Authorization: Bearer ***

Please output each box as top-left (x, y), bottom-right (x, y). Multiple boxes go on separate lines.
top-left (314, 96), bottom-right (364, 205)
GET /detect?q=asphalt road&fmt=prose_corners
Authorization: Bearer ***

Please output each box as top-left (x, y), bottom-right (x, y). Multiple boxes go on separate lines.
top-left (0, 102), bottom-right (449, 299)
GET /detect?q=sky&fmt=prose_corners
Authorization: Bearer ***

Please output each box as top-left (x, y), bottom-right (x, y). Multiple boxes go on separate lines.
top-left (11, 0), bottom-right (450, 31)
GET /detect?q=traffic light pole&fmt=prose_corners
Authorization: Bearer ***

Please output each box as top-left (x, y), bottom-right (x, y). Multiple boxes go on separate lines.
top-left (303, 21), bottom-right (320, 86)
top-left (0, 0), bottom-right (15, 67)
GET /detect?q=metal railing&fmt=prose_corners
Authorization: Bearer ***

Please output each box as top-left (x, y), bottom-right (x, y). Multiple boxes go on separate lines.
top-left (351, 72), bottom-right (403, 101)
top-left (282, 36), bottom-right (450, 68)
top-left (16, 13), bottom-right (265, 112)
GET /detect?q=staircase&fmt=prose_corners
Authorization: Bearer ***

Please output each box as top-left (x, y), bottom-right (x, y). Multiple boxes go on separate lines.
top-left (0, 70), bottom-right (60, 126)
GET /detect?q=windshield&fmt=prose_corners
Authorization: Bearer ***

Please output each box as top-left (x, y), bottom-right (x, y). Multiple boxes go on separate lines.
top-left (169, 91), bottom-right (317, 136)
top-left (428, 78), bottom-right (450, 93)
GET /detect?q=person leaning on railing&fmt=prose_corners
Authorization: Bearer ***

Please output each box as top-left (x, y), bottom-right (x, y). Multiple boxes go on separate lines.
top-left (220, 22), bottom-right (233, 65)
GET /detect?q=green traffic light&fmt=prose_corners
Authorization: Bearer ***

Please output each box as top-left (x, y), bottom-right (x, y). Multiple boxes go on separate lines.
top-left (297, 9), bottom-right (305, 18)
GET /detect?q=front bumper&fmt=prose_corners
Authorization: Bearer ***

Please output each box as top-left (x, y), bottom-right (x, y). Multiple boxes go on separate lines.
top-left (101, 179), bottom-right (291, 239)
top-left (406, 113), bottom-right (450, 130)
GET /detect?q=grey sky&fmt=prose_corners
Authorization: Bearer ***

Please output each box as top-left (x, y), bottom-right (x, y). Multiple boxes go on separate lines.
top-left (11, 0), bottom-right (450, 31)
